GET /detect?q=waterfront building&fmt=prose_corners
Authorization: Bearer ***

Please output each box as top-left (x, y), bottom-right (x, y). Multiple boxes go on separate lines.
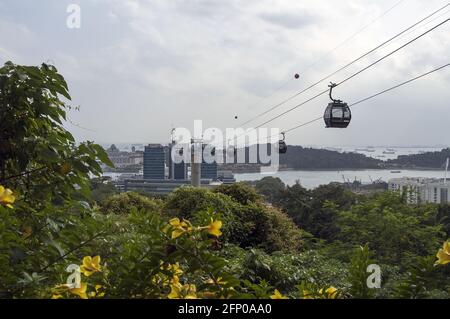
top-left (143, 144), bottom-right (166, 180)
top-left (388, 177), bottom-right (450, 204)
top-left (168, 143), bottom-right (187, 180)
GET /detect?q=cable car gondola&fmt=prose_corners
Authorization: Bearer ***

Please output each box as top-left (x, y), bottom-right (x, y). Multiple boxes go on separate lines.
top-left (278, 132), bottom-right (287, 154)
top-left (323, 82), bottom-right (351, 128)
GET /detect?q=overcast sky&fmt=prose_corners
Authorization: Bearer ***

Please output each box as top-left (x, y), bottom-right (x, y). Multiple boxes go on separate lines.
top-left (1, 0), bottom-right (449, 147)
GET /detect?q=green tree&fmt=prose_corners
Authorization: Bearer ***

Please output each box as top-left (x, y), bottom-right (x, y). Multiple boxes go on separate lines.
top-left (347, 244), bottom-right (376, 298)
top-left (100, 192), bottom-right (163, 215)
top-left (0, 61), bottom-right (113, 297)
top-left (336, 192), bottom-right (445, 266)
top-left (165, 186), bottom-right (303, 252)
top-left (254, 176), bottom-right (286, 205)
top-left (90, 177), bottom-right (118, 204)
top-left (0, 61), bottom-right (113, 202)
top-left (213, 182), bottom-right (261, 205)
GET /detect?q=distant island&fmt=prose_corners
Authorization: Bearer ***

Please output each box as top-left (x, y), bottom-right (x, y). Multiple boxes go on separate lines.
top-left (386, 148), bottom-right (450, 169)
top-left (220, 146), bottom-right (450, 172)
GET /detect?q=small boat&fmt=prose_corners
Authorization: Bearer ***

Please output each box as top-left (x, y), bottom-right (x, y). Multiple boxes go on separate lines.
top-left (383, 151), bottom-right (395, 154)
top-left (355, 148), bottom-right (375, 152)
top-left (390, 170), bottom-right (402, 173)
top-left (324, 147), bottom-right (342, 152)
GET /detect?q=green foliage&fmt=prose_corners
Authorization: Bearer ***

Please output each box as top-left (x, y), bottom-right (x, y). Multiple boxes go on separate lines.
top-left (336, 192), bottom-right (445, 265)
top-left (266, 182), bottom-right (356, 241)
top-left (0, 61), bottom-right (113, 298)
top-left (254, 176), bottom-right (286, 205)
top-left (237, 248), bottom-right (348, 293)
top-left (100, 192), bottom-right (163, 215)
top-left (165, 186), bottom-right (303, 253)
top-left (347, 244), bottom-right (376, 298)
top-left (164, 187), bottom-right (249, 244)
top-left (435, 204), bottom-right (450, 238)
top-left (259, 206), bottom-right (304, 252)
top-left (0, 61), bottom-right (113, 203)
top-left (392, 255), bottom-right (449, 299)
top-left (213, 182), bottom-right (261, 205)
top-left (90, 177), bottom-right (118, 204)
top-left (165, 187), bottom-right (237, 219)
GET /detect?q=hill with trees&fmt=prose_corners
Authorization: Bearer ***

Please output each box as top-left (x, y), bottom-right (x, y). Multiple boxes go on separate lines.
top-left (279, 146), bottom-right (382, 169)
top-left (387, 148), bottom-right (450, 168)
top-left (221, 145), bottom-right (382, 172)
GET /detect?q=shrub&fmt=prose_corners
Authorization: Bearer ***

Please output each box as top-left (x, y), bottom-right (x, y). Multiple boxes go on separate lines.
top-left (263, 206), bottom-right (304, 252)
top-left (100, 192), bottom-right (163, 215)
top-left (165, 186), bottom-right (303, 253)
top-left (239, 249), bottom-right (348, 293)
top-left (213, 182), bottom-right (261, 205)
top-left (254, 177), bottom-right (286, 204)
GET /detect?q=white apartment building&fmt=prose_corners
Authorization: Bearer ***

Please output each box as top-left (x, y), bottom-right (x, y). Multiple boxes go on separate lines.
top-left (388, 177), bottom-right (450, 204)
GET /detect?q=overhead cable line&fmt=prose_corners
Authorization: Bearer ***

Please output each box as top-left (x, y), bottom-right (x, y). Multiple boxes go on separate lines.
top-left (292, 0), bottom-right (406, 78)
top-left (249, 17), bottom-right (450, 130)
top-left (240, 0), bottom-right (407, 110)
top-left (238, 3), bottom-right (450, 128)
top-left (251, 62), bottom-right (450, 144)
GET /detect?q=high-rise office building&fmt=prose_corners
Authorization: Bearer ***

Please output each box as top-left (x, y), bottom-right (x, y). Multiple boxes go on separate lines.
top-left (201, 144), bottom-right (218, 180)
top-left (201, 161), bottom-right (218, 180)
top-left (143, 144), bottom-right (165, 179)
top-left (168, 143), bottom-right (187, 180)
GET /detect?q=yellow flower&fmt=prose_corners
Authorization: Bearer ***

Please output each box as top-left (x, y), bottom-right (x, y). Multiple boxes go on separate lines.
top-left (302, 289), bottom-right (314, 299)
top-left (22, 225), bottom-right (33, 239)
top-left (89, 285), bottom-right (105, 298)
top-left (167, 262), bottom-right (183, 276)
top-left (325, 286), bottom-right (338, 299)
top-left (0, 185), bottom-right (15, 208)
top-left (168, 283), bottom-right (182, 299)
top-left (435, 241), bottom-right (450, 266)
top-left (270, 289), bottom-right (288, 299)
top-left (206, 277), bottom-right (227, 286)
top-left (172, 275), bottom-right (181, 287)
top-left (51, 283), bottom-right (70, 297)
top-left (69, 282), bottom-right (88, 299)
top-left (59, 162), bottom-right (72, 174)
top-left (52, 283), bottom-right (88, 299)
top-left (167, 279), bottom-right (197, 299)
top-left (80, 255), bottom-right (102, 276)
top-left (184, 284), bottom-right (197, 299)
top-left (169, 218), bottom-right (192, 239)
top-left (207, 219), bottom-right (222, 237)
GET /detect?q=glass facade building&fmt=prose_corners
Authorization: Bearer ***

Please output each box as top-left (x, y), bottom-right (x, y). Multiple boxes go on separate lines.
top-left (143, 144), bottom-right (165, 180)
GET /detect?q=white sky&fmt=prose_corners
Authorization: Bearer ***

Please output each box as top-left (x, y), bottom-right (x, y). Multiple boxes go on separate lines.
top-left (0, 0), bottom-right (449, 147)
